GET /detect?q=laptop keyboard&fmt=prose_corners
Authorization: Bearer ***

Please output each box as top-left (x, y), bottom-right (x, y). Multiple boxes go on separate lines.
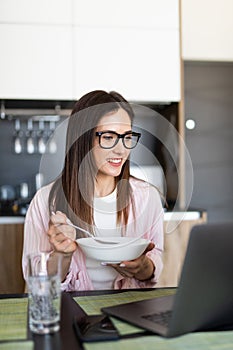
top-left (142, 310), bottom-right (172, 327)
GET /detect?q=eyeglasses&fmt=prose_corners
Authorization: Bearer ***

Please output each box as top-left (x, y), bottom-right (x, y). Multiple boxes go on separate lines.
top-left (95, 131), bottom-right (141, 149)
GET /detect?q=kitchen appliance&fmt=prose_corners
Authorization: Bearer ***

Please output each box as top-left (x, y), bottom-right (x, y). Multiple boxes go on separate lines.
top-left (0, 185), bottom-right (16, 215)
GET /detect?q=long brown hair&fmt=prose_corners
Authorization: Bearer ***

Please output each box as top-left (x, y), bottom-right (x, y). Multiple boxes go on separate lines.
top-left (49, 90), bottom-right (135, 235)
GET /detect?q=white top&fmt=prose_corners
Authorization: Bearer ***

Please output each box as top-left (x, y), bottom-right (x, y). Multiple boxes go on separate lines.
top-left (86, 189), bottom-right (120, 290)
top-left (22, 177), bottom-right (164, 291)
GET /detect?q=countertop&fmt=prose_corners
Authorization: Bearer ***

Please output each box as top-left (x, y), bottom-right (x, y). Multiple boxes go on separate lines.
top-left (164, 211), bottom-right (201, 221)
top-left (0, 216), bottom-right (25, 224)
top-left (0, 210), bottom-right (204, 225)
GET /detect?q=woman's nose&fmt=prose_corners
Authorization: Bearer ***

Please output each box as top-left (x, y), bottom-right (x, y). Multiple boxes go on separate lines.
top-left (112, 138), bottom-right (126, 153)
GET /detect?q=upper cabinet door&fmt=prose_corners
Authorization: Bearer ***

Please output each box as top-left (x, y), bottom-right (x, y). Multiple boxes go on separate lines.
top-left (0, 0), bottom-right (180, 102)
top-left (0, 24), bottom-right (73, 100)
top-left (73, 0), bottom-right (180, 102)
top-left (73, 27), bottom-right (180, 102)
top-left (0, 0), bottom-right (73, 100)
top-left (181, 0), bottom-right (233, 61)
top-left (0, 0), bottom-right (72, 24)
top-left (73, 0), bottom-right (179, 29)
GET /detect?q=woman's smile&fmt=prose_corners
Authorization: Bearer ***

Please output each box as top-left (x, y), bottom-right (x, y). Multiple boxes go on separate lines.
top-left (107, 157), bottom-right (123, 166)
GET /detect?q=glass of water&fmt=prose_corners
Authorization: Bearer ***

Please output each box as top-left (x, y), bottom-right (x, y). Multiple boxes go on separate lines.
top-left (26, 252), bottom-right (62, 334)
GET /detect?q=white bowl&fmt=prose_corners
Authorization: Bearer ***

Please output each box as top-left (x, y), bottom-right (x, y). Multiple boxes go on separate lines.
top-left (77, 237), bottom-right (150, 263)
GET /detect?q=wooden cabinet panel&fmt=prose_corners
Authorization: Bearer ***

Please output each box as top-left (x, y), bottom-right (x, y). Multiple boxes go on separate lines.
top-left (0, 223), bottom-right (25, 294)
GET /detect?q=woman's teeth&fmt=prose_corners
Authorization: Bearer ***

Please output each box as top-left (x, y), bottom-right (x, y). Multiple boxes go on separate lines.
top-left (108, 158), bottom-right (121, 164)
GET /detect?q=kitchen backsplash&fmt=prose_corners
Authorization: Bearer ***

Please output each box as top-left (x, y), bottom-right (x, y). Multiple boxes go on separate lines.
top-left (0, 101), bottom-right (179, 215)
top-left (0, 119), bottom-right (41, 190)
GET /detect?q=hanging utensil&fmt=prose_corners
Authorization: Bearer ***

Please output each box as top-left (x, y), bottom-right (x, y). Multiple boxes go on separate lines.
top-left (13, 119), bottom-right (23, 154)
top-left (1, 101), bottom-right (5, 119)
top-left (35, 173), bottom-right (44, 191)
top-left (48, 121), bottom-right (57, 154)
top-left (37, 120), bottom-right (46, 154)
top-left (19, 182), bottom-right (29, 199)
top-left (26, 119), bottom-right (35, 154)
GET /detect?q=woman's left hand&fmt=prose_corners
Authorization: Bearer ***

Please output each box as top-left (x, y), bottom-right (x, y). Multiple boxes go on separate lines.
top-left (109, 242), bottom-right (155, 281)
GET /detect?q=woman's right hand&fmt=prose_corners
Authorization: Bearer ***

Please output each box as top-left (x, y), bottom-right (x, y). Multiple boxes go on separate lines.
top-left (48, 211), bottom-right (77, 255)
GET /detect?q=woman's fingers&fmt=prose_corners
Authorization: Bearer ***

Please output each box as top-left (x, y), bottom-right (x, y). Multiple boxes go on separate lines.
top-left (48, 211), bottom-right (77, 253)
top-left (48, 229), bottom-right (77, 253)
top-left (111, 264), bottom-right (134, 278)
top-left (110, 259), bottom-right (140, 277)
top-left (54, 238), bottom-right (77, 254)
top-left (51, 210), bottom-right (67, 225)
top-left (110, 248), bottom-right (154, 279)
top-left (142, 242), bottom-right (155, 254)
top-left (55, 224), bottom-right (76, 240)
top-left (49, 211), bottom-right (76, 240)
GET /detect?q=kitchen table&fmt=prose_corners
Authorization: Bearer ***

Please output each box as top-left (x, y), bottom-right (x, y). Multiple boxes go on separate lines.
top-left (1, 288), bottom-right (233, 350)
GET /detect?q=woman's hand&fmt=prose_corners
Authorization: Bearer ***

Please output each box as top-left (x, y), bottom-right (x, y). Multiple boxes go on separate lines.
top-left (48, 211), bottom-right (77, 255)
top-left (110, 242), bottom-right (155, 281)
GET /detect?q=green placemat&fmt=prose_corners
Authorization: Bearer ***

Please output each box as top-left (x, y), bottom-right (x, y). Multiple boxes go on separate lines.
top-left (0, 341), bottom-right (33, 350)
top-left (74, 288), bottom-right (176, 335)
top-left (0, 298), bottom-right (28, 341)
top-left (84, 331), bottom-right (233, 350)
top-left (74, 289), bottom-right (176, 315)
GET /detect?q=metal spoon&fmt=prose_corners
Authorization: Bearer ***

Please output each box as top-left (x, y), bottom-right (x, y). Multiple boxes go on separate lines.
top-left (66, 220), bottom-right (120, 245)
top-left (51, 212), bottom-right (119, 244)
top-left (52, 212), bottom-right (149, 247)
top-left (68, 221), bottom-right (150, 248)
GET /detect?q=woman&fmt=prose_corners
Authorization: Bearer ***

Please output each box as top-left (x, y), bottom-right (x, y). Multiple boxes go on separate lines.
top-left (22, 90), bottom-right (164, 291)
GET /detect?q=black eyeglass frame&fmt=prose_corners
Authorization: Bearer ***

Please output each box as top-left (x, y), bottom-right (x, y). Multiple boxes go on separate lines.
top-left (95, 131), bottom-right (141, 149)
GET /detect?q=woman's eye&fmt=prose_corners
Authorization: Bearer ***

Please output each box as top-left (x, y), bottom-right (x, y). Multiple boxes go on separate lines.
top-left (125, 135), bottom-right (132, 141)
top-left (103, 135), bottom-right (114, 141)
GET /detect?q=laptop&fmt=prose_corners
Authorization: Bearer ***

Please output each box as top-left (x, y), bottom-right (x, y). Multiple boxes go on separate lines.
top-left (102, 222), bottom-right (233, 337)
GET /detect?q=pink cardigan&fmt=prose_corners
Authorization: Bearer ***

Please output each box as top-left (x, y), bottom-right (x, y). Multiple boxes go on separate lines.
top-left (22, 177), bottom-right (164, 291)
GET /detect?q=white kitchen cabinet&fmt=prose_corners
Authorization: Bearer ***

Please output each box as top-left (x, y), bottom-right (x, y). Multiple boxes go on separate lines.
top-left (73, 0), bottom-right (179, 29)
top-left (0, 24), bottom-right (73, 100)
top-left (72, 0), bottom-right (180, 102)
top-left (0, 0), bottom-right (180, 102)
top-left (181, 0), bottom-right (233, 61)
top-left (0, 0), bottom-right (72, 25)
top-left (73, 26), bottom-right (180, 102)
top-left (0, 0), bottom-right (73, 100)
